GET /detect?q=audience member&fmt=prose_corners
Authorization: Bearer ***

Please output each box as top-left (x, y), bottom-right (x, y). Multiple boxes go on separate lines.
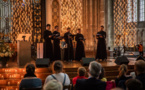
top-left (134, 60), bottom-right (145, 89)
top-left (125, 79), bottom-right (142, 90)
top-left (44, 61), bottom-right (70, 86)
top-left (19, 64), bottom-right (42, 90)
top-left (115, 64), bottom-right (132, 87)
top-left (43, 80), bottom-right (62, 90)
top-left (72, 67), bottom-right (87, 85)
top-left (99, 67), bottom-right (107, 82)
top-left (75, 61), bottom-right (106, 90)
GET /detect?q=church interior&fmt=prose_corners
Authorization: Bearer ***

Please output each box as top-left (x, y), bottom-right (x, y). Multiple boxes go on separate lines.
top-left (0, 0), bottom-right (145, 90)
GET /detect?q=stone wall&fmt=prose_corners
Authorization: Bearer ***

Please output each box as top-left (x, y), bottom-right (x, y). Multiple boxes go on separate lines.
top-left (46, 0), bottom-right (106, 51)
top-left (82, 0), bottom-right (105, 50)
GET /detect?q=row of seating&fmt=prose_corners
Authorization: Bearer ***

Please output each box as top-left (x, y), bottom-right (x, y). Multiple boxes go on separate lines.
top-left (0, 86), bottom-right (19, 90)
top-left (0, 65), bottom-right (134, 90)
top-left (0, 80), bottom-right (21, 86)
top-left (0, 69), bottom-right (134, 80)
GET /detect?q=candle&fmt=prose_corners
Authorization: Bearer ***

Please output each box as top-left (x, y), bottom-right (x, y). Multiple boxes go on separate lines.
top-left (8, 82), bottom-right (10, 85)
top-left (15, 70), bottom-right (17, 73)
top-left (1, 75), bottom-right (4, 79)
top-left (17, 82), bottom-right (20, 85)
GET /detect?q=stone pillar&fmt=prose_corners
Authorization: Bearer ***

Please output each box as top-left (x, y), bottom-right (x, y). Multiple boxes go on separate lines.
top-left (90, 0), bottom-right (93, 50)
top-left (46, 0), bottom-right (53, 28)
top-left (107, 0), bottom-right (114, 51)
top-left (143, 30), bottom-right (145, 51)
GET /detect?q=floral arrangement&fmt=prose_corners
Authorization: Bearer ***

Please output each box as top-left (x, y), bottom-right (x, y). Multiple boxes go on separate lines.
top-left (0, 41), bottom-right (15, 58)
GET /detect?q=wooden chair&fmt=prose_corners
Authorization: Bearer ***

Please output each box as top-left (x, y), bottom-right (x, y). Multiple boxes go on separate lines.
top-left (22, 87), bottom-right (42, 90)
top-left (63, 84), bottom-right (72, 90)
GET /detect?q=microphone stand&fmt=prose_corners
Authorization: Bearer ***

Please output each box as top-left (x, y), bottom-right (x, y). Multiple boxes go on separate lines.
top-left (93, 35), bottom-right (96, 58)
top-left (68, 33), bottom-right (71, 61)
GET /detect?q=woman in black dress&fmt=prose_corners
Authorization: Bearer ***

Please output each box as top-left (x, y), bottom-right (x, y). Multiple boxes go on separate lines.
top-left (96, 26), bottom-right (107, 61)
top-left (75, 29), bottom-right (85, 61)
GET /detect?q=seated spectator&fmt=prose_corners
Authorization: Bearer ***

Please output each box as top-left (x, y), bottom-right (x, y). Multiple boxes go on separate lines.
top-left (19, 64), bottom-right (42, 90)
top-left (115, 64), bottom-right (132, 87)
top-left (75, 61), bottom-right (106, 90)
top-left (134, 60), bottom-right (145, 89)
top-left (99, 67), bottom-right (107, 82)
top-left (72, 67), bottom-right (87, 85)
top-left (125, 79), bottom-right (142, 90)
top-left (44, 61), bottom-right (70, 86)
top-left (43, 80), bottom-right (62, 90)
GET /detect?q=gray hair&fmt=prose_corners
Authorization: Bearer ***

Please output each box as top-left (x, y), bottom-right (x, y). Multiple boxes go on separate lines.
top-left (43, 80), bottom-right (62, 90)
top-left (89, 61), bottom-right (102, 77)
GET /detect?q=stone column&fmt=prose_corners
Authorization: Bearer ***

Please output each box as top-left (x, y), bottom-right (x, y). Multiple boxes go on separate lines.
top-left (107, 0), bottom-right (114, 51)
top-left (46, 0), bottom-right (53, 28)
top-left (143, 30), bottom-right (145, 51)
top-left (90, 0), bottom-right (93, 50)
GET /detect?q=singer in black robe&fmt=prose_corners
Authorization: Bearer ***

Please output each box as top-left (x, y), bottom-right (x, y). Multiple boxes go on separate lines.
top-left (53, 26), bottom-right (61, 60)
top-left (96, 26), bottom-right (107, 61)
top-left (43, 24), bottom-right (53, 61)
top-left (64, 28), bottom-right (74, 61)
top-left (75, 29), bottom-right (85, 61)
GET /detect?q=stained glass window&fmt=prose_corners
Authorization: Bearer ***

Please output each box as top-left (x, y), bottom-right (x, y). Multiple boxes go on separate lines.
top-left (139, 0), bottom-right (145, 21)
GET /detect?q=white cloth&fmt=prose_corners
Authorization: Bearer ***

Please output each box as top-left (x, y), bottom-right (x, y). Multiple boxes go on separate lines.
top-left (44, 73), bottom-right (70, 86)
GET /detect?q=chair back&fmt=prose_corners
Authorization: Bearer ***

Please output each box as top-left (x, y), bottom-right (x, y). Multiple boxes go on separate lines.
top-left (63, 84), bottom-right (72, 90)
top-left (22, 87), bottom-right (42, 90)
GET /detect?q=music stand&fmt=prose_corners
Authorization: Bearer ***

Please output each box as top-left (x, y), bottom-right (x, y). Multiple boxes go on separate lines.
top-left (17, 34), bottom-right (31, 41)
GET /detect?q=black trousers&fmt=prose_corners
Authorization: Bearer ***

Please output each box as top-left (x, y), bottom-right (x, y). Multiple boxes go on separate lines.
top-left (139, 51), bottom-right (143, 56)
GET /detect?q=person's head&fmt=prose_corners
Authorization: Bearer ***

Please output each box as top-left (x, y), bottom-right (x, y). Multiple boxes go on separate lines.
top-left (125, 79), bottom-right (142, 90)
top-left (52, 61), bottom-right (63, 74)
top-left (77, 29), bottom-right (81, 34)
top-left (139, 42), bottom-right (142, 44)
top-left (99, 67), bottom-right (105, 79)
top-left (88, 61), bottom-right (102, 78)
top-left (77, 67), bottom-right (86, 76)
top-left (26, 64), bottom-right (35, 75)
top-left (100, 25), bottom-right (104, 31)
top-left (43, 80), bottom-right (62, 90)
top-left (134, 60), bottom-right (145, 75)
top-left (55, 26), bottom-right (59, 31)
top-left (67, 27), bottom-right (71, 32)
top-left (118, 64), bottom-right (128, 78)
top-left (46, 24), bottom-right (51, 30)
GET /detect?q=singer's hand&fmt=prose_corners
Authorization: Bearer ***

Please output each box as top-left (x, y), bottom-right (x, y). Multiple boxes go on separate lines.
top-left (49, 35), bottom-right (52, 38)
top-left (58, 37), bottom-right (61, 39)
top-left (100, 35), bottom-right (103, 38)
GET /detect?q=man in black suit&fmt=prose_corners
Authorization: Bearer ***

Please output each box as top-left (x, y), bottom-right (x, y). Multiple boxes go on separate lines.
top-left (75, 61), bottom-right (106, 90)
top-left (43, 24), bottom-right (53, 61)
top-left (135, 60), bottom-right (145, 90)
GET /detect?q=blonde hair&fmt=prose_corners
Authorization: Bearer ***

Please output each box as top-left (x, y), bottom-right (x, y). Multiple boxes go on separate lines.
top-left (135, 60), bottom-right (145, 74)
top-left (118, 64), bottom-right (128, 78)
top-left (43, 80), bottom-right (62, 90)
